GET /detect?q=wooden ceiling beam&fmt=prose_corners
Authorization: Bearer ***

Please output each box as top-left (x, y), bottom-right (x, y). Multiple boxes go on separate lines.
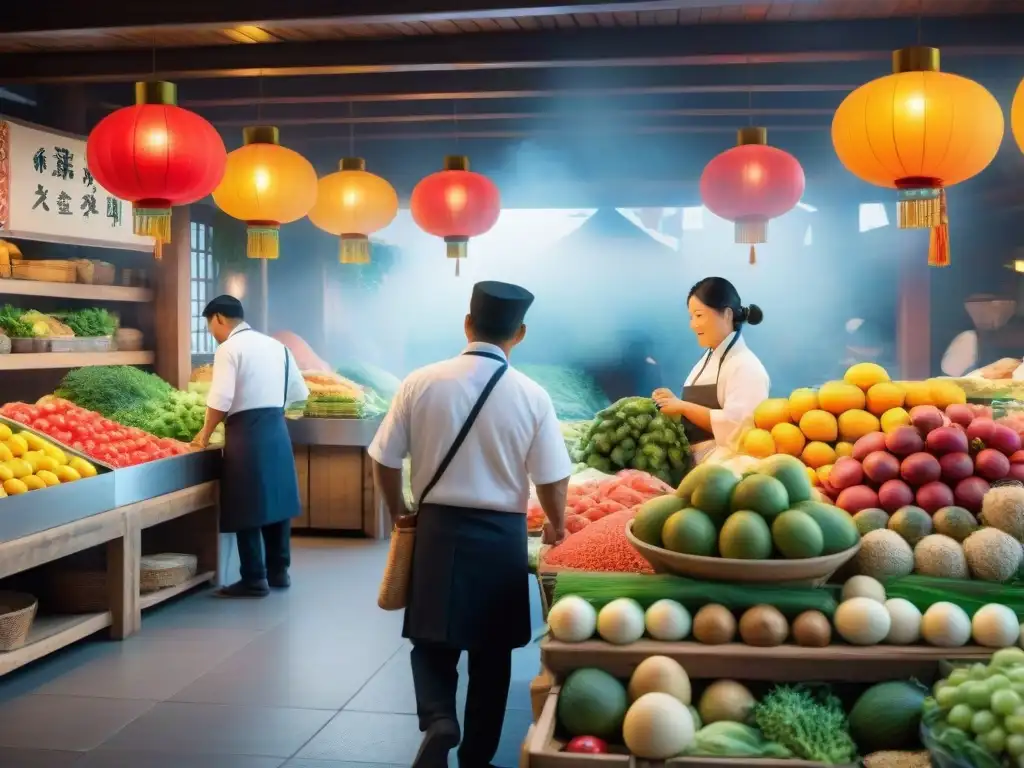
top-left (0, 0), bottom-right (826, 39)
top-left (4, 15), bottom-right (1024, 83)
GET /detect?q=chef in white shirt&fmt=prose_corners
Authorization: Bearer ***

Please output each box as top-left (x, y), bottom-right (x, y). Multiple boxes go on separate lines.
top-left (369, 281), bottom-right (571, 768)
top-left (192, 295), bottom-right (309, 598)
top-left (653, 277), bottom-right (770, 465)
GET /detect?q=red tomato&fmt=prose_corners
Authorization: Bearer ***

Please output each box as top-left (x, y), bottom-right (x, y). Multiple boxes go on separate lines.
top-left (100, 419), bottom-right (116, 430)
top-left (565, 736), bottom-right (608, 754)
top-left (134, 438), bottom-right (149, 450)
top-left (93, 432), bottom-right (110, 445)
top-left (130, 450), bottom-right (149, 464)
top-left (31, 418), bottom-right (50, 431)
top-left (9, 412), bottom-right (30, 424)
top-left (71, 441), bottom-right (84, 450)
top-left (40, 402), bottom-right (57, 415)
top-left (83, 439), bottom-right (97, 452)
top-left (109, 430), bottom-right (125, 442)
top-left (50, 414), bottom-right (66, 429)
top-left (54, 431), bottom-right (73, 445)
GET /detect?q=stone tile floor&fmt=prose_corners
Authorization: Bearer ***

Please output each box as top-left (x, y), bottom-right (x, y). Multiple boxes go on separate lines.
top-left (0, 537), bottom-right (543, 767)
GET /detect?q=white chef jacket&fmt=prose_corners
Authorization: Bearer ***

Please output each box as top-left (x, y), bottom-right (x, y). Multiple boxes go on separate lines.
top-left (207, 322), bottom-right (309, 416)
top-left (368, 342), bottom-right (573, 514)
top-left (683, 331), bottom-right (771, 454)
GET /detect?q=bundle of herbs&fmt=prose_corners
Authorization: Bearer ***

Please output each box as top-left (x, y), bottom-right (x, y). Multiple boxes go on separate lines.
top-left (0, 305), bottom-right (35, 338)
top-left (55, 308), bottom-right (118, 337)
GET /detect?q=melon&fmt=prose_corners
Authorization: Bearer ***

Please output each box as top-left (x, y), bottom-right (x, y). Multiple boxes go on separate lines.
top-left (771, 509), bottom-right (824, 559)
top-left (730, 474), bottom-right (790, 520)
top-left (856, 529), bottom-right (914, 580)
top-left (848, 681), bottom-right (927, 752)
top-left (758, 454), bottom-right (813, 504)
top-left (628, 655), bottom-right (691, 704)
top-left (632, 495), bottom-right (686, 546)
top-left (548, 596), bottom-right (597, 643)
top-left (558, 668), bottom-right (628, 738)
top-left (690, 467), bottom-right (740, 525)
top-left (623, 692), bottom-right (695, 759)
top-left (834, 596), bottom-right (891, 645)
top-left (963, 528), bottom-right (1022, 582)
top-left (921, 602), bottom-right (972, 647)
top-left (662, 508), bottom-right (717, 556)
top-left (797, 500), bottom-right (860, 554)
top-left (676, 464), bottom-right (714, 505)
top-left (645, 600), bottom-right (692, 642)
top-left (852, 508), bottom-right (889, 536)
top-left (884, 598), bottom-right (922, 645)
top-left (718, 511), bottom-right (772, 560)
top-left (971, 603), bottom-right (1021, 648)
top-left (597, 598), bottom-right (646, 645)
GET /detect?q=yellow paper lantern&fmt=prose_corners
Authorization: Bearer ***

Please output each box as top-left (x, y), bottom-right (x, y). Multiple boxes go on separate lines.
top-left (832, 47), bottom-right (1003, 266)
top-left (212, 126), bottom-right (318, 259)
top-left (307, 157), bottom-right (399, 264)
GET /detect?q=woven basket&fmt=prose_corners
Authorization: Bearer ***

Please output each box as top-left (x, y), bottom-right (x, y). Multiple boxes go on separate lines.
top-left (378, 516), bottom-right (416, 611)
top-left (114, 328), bottom-right (143, 352)
top-left (140, 554), bottom-right (197, 594)
top-left (0, 592), bottom-right (37, 652)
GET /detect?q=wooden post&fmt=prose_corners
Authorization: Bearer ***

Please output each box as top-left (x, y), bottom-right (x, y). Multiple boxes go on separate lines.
top-left (896, 233), bottom-right (932, 380)
top-left (154, 206), bottom-right (192, 389)
top-left (107, 515), bottom-right (141, 640)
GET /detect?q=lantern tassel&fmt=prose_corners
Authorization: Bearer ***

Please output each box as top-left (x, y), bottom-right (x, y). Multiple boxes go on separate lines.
top-left (928, 188), bottom-right (950, 268)
top-left (749, 245), bottom-right (756, 265)
top-left (133, 207), bottom-right (171, 248)
top-left (339, 235), bottom-right (371, 265)
top-left (247, 224), bottom-right (280, 260)
top-left (897, 187), bottom-right (941, 229)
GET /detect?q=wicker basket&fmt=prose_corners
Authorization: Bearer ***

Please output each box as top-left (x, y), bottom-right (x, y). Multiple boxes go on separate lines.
top-left (72, 259), bottom-right (116, 285)
top-left (0, 592), bottom-right (37, 652)
top-left (11, 259), bottom-right (78, 283)
top-left (378, 516), bottom-right (416, 611)
top-left (140, 554), bottom-right (198, 594)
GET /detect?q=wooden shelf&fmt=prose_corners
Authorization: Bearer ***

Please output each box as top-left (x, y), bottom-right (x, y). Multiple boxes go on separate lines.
top-left (139, 571), bottom-right (216, 610)
top-left (0, 351), bottom-right (154, 371)
top-left (0, 612), bottom-right (111, 677)
top-left (0, 279), bottom-right (152, 303)
top-left (541, 638), bottom-right (994, 683)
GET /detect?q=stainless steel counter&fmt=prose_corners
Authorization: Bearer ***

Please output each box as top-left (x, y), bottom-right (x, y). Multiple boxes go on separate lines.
top-left (286, 417), bottom-right (383, 448)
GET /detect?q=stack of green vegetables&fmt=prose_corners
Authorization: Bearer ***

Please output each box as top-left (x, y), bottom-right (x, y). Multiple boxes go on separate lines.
top-left (56, 366), bottom-right (222, 444)
top-left (54, 308), bottom-right (117, 337)
top-left (572, 396), bottom-right (690, 485)
top-left (0, 305), bottom-right (35, 338)
top-left (516, 364), bottom-right (610, 421)
top-left (304, 394), bottom-right (363, 419)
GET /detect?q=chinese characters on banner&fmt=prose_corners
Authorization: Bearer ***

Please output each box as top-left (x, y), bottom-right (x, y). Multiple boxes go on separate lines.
top-left (0, 120), bottom-right (152, 251)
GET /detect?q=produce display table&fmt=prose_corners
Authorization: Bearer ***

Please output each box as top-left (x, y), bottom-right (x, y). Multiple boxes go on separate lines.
top-left (0, 478), bottom-right (220, 677)
top-left (289, 416), bottom-right (386, 537)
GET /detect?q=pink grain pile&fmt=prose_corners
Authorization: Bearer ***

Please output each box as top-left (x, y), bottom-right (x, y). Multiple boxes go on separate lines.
top-left (543, 507), bottom-right (654, 573)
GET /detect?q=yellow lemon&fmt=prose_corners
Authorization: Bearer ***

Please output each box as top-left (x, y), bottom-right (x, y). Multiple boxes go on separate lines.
top-left (835, 441), bottom-right (854, 458)
top-left (818, 381), bottom-right (867, 415)
top-left (21, 474), bottom-right (45, 491)
top-left (802, 441), bottom-right (837, 470)
top-left (788, 388), bottom-right (819, 422)
top-left (2, 478), bottom-right (28, 496)
top-left (54, 465), bottom-right (82, 483)
top-left (838, 409), bottom-right (881, 442)
top-left (68, 457), bottom-right (97, 478)
top-left (866, 382), bottom-right (906, 416)
top-left (34, 455), bottom-right (57, 473)
top-left (741, 428), bottom-right (776, 458)
top-left (844, 362), bottom-right (891, 392)
top-left (770, 422), bottom-right (806, 457)
top-left (4, 458), bottom-right (32, 479)
top-left (806, 466), bottom-right (820, 486)
top-left (900, 381), bottom-right (933, 408)
top-left (928, 379), bottom-right (967, 409)
top-left (0, 465), bottom-right (12, 483)
top-left (19, 431), bottom-right (47, 452)
top-left (0, 424), bottom-right (11, 441)
top-left (43, 444), bottom-right (68, 465)
top-left (0, 443), bottom-right (14, 463)
top-left (4, 435), bottom-right (27, 457)
top-left (21, 451), bottom-right (43, 472)
top-left (799, 409), bottom-right (839, 442)
top-left (36, 469), bottom-right (60, 487)
top-left (753, 398), bottom-right (792, 431)
top-left (880, 407), bottom-right (912, 434)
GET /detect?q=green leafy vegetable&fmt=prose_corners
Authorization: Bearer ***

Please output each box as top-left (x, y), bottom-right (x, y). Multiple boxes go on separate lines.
top-left (689, 722), bottom-right (792, 759)
top-left (55, 308), bottom-right (118, 337)
top-left (0, 305), bottom-right (34, 337)
top-left (753, 685), bottom-right (858, 764)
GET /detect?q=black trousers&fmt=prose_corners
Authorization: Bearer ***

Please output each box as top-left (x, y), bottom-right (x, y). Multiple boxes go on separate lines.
top-left (236, 520), bottom-right (291, 583)
top-left (411, 641), bottom-right (512, 767)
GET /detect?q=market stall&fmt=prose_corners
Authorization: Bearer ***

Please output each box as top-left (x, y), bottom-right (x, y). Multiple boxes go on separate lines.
top-left (525, 366), bottom-right (1024, 766)
top-left (0, 116), bottom-right (222, 676)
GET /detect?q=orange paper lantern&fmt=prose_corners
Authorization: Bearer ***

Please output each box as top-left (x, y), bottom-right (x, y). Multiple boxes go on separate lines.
top-left (308, 158), bottom-right (398, 264)
top-left (212, 126), bottom-right (318, 259)
top-left (1009, 79), bottom-right (1024, 155)
top-left (832, 47), bottom-right (1003, 267)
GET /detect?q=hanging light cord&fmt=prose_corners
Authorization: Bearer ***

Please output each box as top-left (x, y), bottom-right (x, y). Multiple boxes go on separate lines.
top-left (349, 101), bottom-right (355, 156)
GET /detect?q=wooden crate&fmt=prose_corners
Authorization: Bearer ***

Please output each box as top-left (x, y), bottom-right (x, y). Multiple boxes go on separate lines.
top-left (11, 260), bottom-right (78, 283)
top-left (521, 686), bottom-right (858, 768)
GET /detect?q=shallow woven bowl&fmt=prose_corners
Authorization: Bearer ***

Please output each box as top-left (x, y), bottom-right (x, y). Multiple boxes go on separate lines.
top-left (625, 519), bottom-right (861, 586)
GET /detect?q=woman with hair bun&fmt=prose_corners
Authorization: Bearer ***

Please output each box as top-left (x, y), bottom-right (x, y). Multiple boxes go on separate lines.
top-left (653, 276), bottom-right (770, 464)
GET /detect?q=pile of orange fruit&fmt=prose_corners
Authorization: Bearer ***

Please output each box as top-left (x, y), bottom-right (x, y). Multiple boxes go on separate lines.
top-left (739, 363), bottom-right (968, 486)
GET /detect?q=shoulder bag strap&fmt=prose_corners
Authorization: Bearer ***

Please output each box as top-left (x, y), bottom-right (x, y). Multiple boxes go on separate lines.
top-left (417, 360), bottom-right (508, 507)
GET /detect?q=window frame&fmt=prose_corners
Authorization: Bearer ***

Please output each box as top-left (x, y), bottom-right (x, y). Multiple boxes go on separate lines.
top-left (190, 206), bottom-right (217, 357)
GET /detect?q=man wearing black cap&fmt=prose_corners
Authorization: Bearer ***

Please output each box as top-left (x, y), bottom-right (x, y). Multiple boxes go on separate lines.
top-left (370, 281), bottom-right (571, 768)
top-left (192, 295), bottom-right (309, 598)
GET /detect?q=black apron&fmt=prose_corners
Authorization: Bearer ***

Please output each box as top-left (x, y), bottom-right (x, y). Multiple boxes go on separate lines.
top-left (219, 333), bottom-right (301, 533)
top-left (403, 351), bottom-right (532, 652)
top-left (678, 335), bottom-right (741, 444)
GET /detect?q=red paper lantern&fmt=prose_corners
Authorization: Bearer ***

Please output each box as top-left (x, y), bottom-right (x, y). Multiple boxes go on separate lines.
top-left (87, 81), bottom-right (227, 257)
top-left (699, 127), bottom-right (806, 264)
top-left (411, 155), bottom-right (500, 275)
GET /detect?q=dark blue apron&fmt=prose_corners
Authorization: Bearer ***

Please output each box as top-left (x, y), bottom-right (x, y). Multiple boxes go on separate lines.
top-left (678, 334), bottom-right (741, 444)
top-left (403, 350), bottom-right (533, 651)
top-left (219, 331), bottom-right (301, 533)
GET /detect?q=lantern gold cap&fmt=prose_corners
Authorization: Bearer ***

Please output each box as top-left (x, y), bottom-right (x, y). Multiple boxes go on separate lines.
top-left (444, 155), bottom-right (469, 172)
top-left (893, 46), bottom-right (940, 74)
top-left (737, 127), bottom-right (767, 146)
top-left (135, 81), bottom-right (177, 107)
top-left (340, 157), bottom-right (366, 172)
top-left (243, 126), bottom-right (280, 146)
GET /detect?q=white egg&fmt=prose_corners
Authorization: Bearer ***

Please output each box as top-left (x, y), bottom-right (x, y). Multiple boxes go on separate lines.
top-left (972, 604), bottom-right (1021, 649)
top-left (883, 598), bottom-right (922, 645)
top-left (598, 598), bottom-right (646, 645)
top-left (547, 595), bottom-right (597, 643)
top-left (921, 602), bottom-right (972, 648)
top-left (841, 575), bottom-right (886, 604)
top-left (645, 600), bottom-right (692, 642)
top-left (834, 597), bottom-right (891, 646)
